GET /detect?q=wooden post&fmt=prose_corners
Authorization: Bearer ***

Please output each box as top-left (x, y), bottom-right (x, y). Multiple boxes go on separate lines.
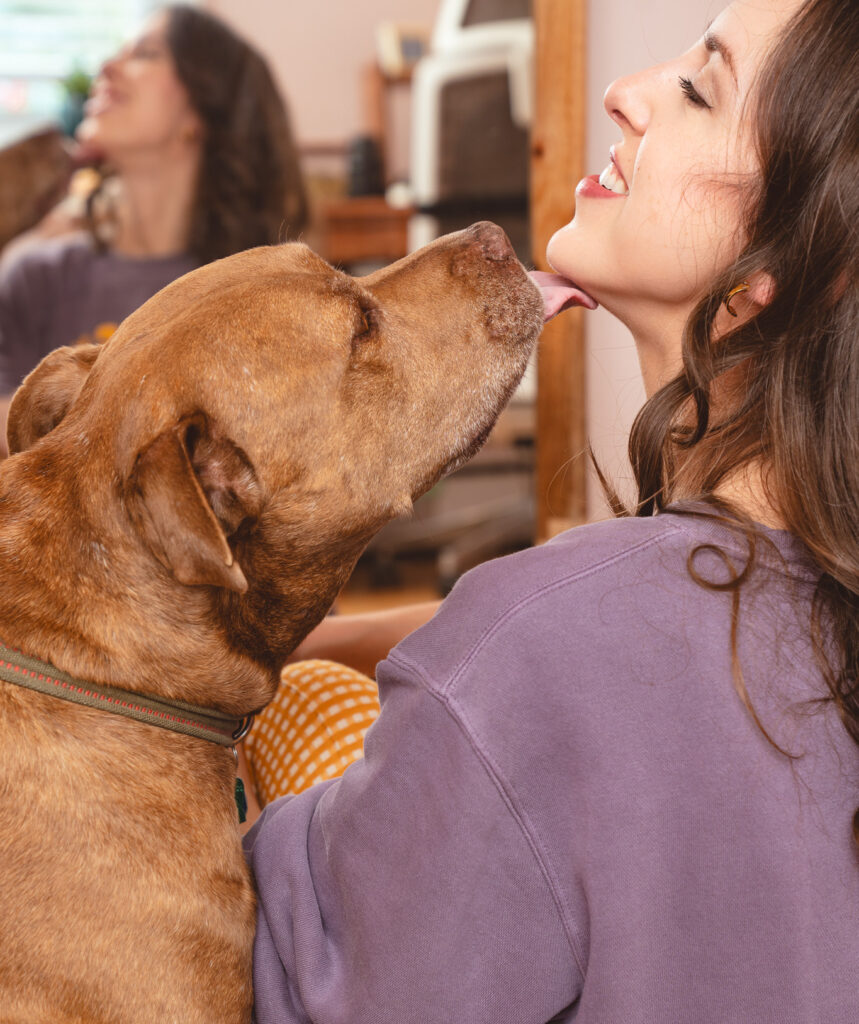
top-left (531, 0), bottom-right (588, 541)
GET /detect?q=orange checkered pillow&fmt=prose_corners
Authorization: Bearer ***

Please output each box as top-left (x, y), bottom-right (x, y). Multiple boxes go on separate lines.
top-left (244, 660), bottom-right (380, 805)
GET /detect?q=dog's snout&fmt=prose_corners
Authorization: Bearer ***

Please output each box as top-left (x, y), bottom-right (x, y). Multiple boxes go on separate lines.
top-left (469, 221), bottom-right (515, 263)
top-left (450, 222), bottom-right (518, 279)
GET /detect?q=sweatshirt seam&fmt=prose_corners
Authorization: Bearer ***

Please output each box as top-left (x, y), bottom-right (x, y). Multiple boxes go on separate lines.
top-left (385, 649), bottom-right (588, 979)
top-left (665, 512), bottom-right (820, 583)
top-left (381, 525), bottom-right (682, 979)
top-left (441, 528), bottom-right (681, 697)
top-left (381, 515), bottom-right (814, 996)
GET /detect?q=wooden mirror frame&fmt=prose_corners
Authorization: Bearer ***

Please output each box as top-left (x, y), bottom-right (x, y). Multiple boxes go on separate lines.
top-left (531, 0), bottom-right (588, 541)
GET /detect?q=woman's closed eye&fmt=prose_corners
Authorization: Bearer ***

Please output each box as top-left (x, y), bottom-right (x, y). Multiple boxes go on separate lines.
top-left (128, 33), bottom-right (167, 60)
top-left (678, 76), bottom-right (712, 110)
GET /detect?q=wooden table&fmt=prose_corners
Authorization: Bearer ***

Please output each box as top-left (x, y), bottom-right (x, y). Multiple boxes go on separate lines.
top-left (315, 196), bottom-right (413, 267)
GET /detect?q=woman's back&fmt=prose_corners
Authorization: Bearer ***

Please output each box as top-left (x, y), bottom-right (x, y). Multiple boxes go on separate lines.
top-left (247, 511), bottom-right (859, 1023)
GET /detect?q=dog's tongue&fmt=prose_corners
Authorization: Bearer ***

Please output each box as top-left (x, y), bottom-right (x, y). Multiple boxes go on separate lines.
top-left (529, 271), bottom-right (598, 322)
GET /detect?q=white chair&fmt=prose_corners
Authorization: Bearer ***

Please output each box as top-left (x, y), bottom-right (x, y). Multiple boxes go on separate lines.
top-left (408, 0), bottom-right (534, 254)
top-left (362, 0), bottom-right (537, 594)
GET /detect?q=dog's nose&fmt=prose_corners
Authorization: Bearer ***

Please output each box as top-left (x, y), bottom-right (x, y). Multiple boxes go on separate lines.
top-left (468, 221), bottom-right (516, 263)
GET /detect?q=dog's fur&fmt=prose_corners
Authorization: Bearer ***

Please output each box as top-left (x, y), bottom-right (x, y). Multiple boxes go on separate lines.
top-left (0, 130), bottom-right (73, 254)
top-left (0, 223), bottom-right (543, 1023)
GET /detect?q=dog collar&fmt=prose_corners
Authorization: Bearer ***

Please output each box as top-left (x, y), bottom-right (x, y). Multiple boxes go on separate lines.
top-left (0, 641), bottom-right (254, 747)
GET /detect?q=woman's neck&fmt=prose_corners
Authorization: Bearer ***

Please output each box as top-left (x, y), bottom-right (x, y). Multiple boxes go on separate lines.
top-left (669, 446), bottom-right (785, 530)
top-left (626, 305), bottom-right (786, 529)
top-left (711, 464), bottom-right (785, 530)
top-left (109, 149), bottom-right (199, 259)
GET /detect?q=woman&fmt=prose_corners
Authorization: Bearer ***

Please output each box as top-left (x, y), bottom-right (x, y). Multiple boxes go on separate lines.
top-left (242, 0), bottom-right (859, 1020)
top-left (0, 4), bottom-right (306, 451)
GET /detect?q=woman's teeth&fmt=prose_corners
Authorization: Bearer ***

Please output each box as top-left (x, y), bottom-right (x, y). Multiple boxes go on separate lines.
top-left (598, 162), bottom-right (629, 196)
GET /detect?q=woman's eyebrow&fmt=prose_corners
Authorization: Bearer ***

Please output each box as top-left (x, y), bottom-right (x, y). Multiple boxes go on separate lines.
top-left (132, 30), bottom-right (163, 49)
top-left (704, 30), bottom-right (738, 88)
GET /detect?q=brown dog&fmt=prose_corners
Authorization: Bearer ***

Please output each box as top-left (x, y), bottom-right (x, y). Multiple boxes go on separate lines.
top-left (0, 223), bottom-right (543, 1023)
top-left (0, 129), bottom-right (73, 254)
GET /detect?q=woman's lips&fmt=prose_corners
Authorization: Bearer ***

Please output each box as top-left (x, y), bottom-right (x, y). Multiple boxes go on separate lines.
top-left (84, 86), bottom-right (121, 116)
top-left (83, 96), bottom-right (109, 116)
top-left (528, 271), bottom-right (598, 322)
top-left (576, 174), bottom-right (626, 200)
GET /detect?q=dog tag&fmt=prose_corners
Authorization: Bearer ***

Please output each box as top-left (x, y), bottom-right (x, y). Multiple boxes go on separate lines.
top-left (235, 777), bottom-right (248, 824)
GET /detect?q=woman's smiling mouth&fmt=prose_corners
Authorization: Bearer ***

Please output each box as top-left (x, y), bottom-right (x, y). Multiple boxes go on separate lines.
top-left (576, 148), bottom-right (630, 200)
top-left (84, 86), bottom-right (122, 116)
top-left (598, 160), bottom-right (629, 195)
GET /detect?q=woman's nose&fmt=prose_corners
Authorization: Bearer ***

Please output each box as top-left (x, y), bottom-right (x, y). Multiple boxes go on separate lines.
top-left (603, 68), bottom-right (653, 137)
top-left (98, 49), bottom-right (125, 81)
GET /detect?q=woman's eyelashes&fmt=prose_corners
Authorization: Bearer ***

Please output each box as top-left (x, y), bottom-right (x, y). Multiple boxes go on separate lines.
top-left (678, 75), bottom-right (712, 109)
top-left (128, 35), bottom-right (164, 60)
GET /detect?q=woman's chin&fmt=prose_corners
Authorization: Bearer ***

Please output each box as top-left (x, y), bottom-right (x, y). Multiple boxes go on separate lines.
top-left (545, 226), bottom-right (598, 290)
top-left (546, 223), bottom-right (575, 266)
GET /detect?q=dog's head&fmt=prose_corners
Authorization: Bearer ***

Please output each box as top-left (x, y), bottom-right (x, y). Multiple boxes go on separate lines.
top-left (6, 223), bottom-right (543, 677)
top-left (0, 130), bottom-right (73, 252)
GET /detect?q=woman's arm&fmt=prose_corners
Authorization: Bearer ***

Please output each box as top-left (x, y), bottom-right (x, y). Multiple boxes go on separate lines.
top-left (0, 198), bottom-right (86, 269)
top-left (243, 649), bottom-right (579, 1023)
top-left (286, 600), bottom-right (441, 679)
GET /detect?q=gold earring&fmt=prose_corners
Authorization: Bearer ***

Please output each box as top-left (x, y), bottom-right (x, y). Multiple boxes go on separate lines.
top-left (724, 282), bottom-right (750, 317)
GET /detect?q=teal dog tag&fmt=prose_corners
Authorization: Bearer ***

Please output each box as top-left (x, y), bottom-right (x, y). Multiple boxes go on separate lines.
top-left (235, 777), bottom-right (248, 824)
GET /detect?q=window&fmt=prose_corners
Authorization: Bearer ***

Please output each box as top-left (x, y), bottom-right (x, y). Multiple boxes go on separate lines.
top-left (0, 0), bottom-right (161, 144)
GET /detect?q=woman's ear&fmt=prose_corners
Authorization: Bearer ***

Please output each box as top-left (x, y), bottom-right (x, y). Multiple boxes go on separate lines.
top-left (719, 270), bottom-right (777, 330)
top-left (747, 271), bottom-right (776, 309)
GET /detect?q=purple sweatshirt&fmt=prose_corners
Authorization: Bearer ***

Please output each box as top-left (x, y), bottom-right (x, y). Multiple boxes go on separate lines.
top-left (244, 511), bottom-right (859, 1023)
top-left (0, 234), bottom-right (195, 391)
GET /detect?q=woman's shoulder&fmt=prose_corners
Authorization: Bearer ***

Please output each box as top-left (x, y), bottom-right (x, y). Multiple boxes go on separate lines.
top-left (458, 514), bottom-right (690, 610)
top-left (451, 510), bottom-right (812, 612)
top-left (388, 511), bottom-right (814, 690)
top-left (0, 232), bottom-right (95, 288)
top-left (388, 516), bottom-right (689, 684)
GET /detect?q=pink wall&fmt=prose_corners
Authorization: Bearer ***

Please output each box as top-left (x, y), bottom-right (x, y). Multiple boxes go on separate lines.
top-left (584, 0), bottom-right (719, 516)
top-left (205, 0), bottom-right (440, 177)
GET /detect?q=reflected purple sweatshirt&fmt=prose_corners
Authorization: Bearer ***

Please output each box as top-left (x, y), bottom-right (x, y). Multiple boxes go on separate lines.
top-left (244, 512), bottom-right (859, 1023)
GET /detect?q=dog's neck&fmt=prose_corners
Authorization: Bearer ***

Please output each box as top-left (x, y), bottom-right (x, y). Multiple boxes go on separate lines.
top-left (0, 449), bottom-right (276, 717)
top-left (0, 437), bottom-right (368, 716)
top-left (0, 640), bottom-right (254, 747)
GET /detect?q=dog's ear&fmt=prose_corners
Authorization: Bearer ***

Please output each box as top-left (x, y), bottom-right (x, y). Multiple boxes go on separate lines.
top-left (124, 414), bottom-right (262, 593)
top-left (7, 342), bottom-right (101, 454)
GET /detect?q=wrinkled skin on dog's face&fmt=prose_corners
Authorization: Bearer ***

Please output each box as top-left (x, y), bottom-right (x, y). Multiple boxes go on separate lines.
top-left (109, 224), bottom-right (539, 512)
top-left (6, 223), bottom-right (543, 710)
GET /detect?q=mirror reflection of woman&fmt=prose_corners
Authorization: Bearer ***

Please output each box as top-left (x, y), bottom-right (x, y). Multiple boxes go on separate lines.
top-left (0, 4), bottom-right (306, 453)
top-left (240, 1), bottom-right (859, 1020)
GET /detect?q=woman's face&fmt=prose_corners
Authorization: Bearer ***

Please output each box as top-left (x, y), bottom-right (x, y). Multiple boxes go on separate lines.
top-left (546, 0), bottom-right (804, 382)
top-left (77, 12), bottom-right (202, 162)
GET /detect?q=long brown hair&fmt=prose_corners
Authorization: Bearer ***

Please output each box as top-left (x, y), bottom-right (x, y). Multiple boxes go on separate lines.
top-left (164, 4), bottom-right (308, 263)
top-left (616, 0), bottom-right (859, 840)
top-left (86, 5), bottom-right (308, 264)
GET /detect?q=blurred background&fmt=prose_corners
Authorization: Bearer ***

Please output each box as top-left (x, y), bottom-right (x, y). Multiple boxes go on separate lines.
top-left (0, 0), bottom-right (714, 609)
